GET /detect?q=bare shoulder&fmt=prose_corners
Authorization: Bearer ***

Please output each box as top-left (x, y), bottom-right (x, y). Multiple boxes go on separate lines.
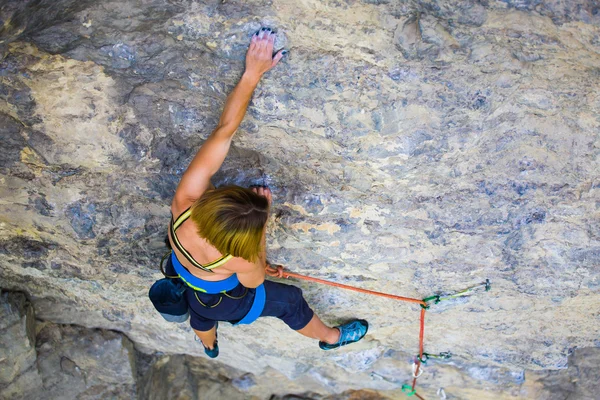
top-left (171, 182), bottom-right (216, 217)
top-left (171, 196), bottom-right (193, 219)
top-left (223, 256), bottom-right (265, 288)
top-left (220, 257), bottom-right (261, 274)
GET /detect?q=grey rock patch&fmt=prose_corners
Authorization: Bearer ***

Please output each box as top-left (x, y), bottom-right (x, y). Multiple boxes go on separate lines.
top-left (65, 201), bottom-right (97, 239)
top-left (35, 322), bottom-right (137, 400)
top-left (0, 292), bottom-right (38, 393)
top-left (232, 373), bottom-right (257, 391)
top-left (0, 113), bottom-right (27, 169)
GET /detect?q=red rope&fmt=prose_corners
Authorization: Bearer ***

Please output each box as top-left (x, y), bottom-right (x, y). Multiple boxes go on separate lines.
top-left (266, 264), bottom-right (429, 399)
top-left (266, 265), bottom-right (426, 306)
top-left (412, 308), bottom-right (426, 391)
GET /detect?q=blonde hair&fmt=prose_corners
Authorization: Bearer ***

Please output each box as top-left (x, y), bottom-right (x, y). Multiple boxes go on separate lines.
top-left (190, 186), bottom-right (269, 262)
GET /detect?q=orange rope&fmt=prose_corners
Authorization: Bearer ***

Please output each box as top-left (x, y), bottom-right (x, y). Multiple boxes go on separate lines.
top-left (412, 308), bottom-right (426, 391)
top-left (266, 265), bottom-right (426, 306)
top-left (266, 264), bottom-right (429, 399)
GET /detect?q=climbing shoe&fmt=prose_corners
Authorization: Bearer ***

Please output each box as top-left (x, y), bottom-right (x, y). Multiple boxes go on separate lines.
top-left (195, 322), bottom-right (219, 358)
top-left (319, 319), bottom-right (369, 350)
top-left (203, 340), bottom-right (219, 359)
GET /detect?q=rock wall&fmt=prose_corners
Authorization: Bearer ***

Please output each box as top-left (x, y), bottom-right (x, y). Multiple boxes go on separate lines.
top-left (1, 0), bottom-right (599, 399)
top-left (0, 291), bottom-right (138, 400)
top-left (0, 292), bottom-right (40, 399)
top-left (0, 290), bottom-right (416, 400)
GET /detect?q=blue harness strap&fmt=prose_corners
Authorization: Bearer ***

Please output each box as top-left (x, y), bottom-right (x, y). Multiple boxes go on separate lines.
top-left (170, 252), bottom-right (265, 325)
top-left (171, 252), bottom-right (239, 293)
top-left (234, 283), bottom-right (265, 325)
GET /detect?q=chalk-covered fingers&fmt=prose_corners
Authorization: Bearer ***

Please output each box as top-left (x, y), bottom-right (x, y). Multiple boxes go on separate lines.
top-left (244, 27), bottom-right (286, 81)
top-left (271, 49), bottom-right (287, 68)
top-left (250, 31), bottom-right (259, 51)
top-left (265, 29), bottom-right (275, 55)
top-left (249, 29), bottom-right (268, 54)
top-left (257, 28), bottom-right (274, 54)
top-left (251, 186), bottom-right (272, 206)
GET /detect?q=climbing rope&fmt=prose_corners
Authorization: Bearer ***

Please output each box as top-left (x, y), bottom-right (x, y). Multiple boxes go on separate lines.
top-left (265, 264), bottom-right (491, 400)
top-left (266, 265), bottom-right (426, 306)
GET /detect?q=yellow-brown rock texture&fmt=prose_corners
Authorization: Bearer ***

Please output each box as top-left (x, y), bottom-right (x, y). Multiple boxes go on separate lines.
top-left (1, 0), bottom-right (599, 399)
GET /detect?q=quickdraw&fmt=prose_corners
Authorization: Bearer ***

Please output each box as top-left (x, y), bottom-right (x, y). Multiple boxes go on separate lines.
top-left (422, 279), bottom-right (491, 308)
top-left (266, 264), bottom-right (492, 399)
top-left (418, 352), bottom-right (452, 364)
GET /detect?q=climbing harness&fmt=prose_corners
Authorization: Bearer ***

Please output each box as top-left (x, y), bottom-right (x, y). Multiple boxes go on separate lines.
top-left (168, 250), bottom-right (266, 325)
top-left (169, 250), bottom-right (239, 293)
top-left (151, 207), bottom-right (264, 325)
top-left (150, 251), bottom-right (261, 324)
top-left (266, 264), bottom-right (491, 399)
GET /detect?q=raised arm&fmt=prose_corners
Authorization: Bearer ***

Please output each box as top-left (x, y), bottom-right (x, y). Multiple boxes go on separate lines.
top-left (172, 28), bottom-right (285, 211)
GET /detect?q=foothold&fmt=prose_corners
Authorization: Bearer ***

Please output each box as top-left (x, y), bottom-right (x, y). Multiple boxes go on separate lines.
top-left (60, 356), bottom-right (84, 379)
top-left (231, 373), bottom-right (256, 391)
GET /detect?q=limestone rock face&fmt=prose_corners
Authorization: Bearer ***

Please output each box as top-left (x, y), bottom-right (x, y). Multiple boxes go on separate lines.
top-left (0, 291), bottom-right (137, 399)
top-left (138, 354), bottom-right (253, 400)
top-left (35, 322), bottom-right (137, 399)
top-left (1, 0), bottom-right (599, 399)
top-left (0, 292), bottom-right (41, 399)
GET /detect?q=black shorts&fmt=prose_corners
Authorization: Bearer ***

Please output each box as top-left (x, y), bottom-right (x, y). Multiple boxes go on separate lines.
top-left (164, 257), bottom-right (314, 331)
top-left (186, 280), bottom-right (314, 331)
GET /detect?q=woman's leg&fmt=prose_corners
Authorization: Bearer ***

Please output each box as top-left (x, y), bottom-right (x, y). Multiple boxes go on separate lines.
top-left (296, 314), bottom-right (340, 344)
top-left (193, 326), bottom-right (217, 349)
top-left (260, 281), bottom-right (342, 344)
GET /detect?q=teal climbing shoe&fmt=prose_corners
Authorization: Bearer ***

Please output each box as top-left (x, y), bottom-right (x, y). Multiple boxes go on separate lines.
top-left (203, 340), bottom-right (219, 359)
top-left (319, 319), bottom-right (369, 350)
top-left (195, 322), bottom-right (219, 358)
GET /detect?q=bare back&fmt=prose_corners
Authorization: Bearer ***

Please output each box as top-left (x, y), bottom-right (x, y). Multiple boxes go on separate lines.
top-left (169, 201), bottom-right (250, 282)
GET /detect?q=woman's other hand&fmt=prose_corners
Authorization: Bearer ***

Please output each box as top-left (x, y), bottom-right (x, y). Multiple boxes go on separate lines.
top-left (244, 28), bottom-right (286, 82)
top-left (251, 186), bottom-right (272, 206)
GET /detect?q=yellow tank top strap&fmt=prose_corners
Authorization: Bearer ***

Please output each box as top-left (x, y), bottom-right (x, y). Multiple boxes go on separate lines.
top-left (170, 207), bottom-right (232, 272)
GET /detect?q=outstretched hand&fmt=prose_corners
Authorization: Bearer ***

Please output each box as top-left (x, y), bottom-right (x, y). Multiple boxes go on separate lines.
top-left (245, 27), bottom-right (286, 81)
top-left (251, 186), bottom-right (272, 206)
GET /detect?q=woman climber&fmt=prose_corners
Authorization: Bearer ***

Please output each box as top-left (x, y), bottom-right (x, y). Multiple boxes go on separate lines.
top-left (164, 28), bottom-right (368, 358)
